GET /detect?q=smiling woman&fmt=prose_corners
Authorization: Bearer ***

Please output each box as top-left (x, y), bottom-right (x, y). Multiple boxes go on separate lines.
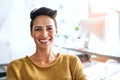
top-left (31, 15), bottom-right (57, 49)
top-left (6, 7), bottom-right (87, 80)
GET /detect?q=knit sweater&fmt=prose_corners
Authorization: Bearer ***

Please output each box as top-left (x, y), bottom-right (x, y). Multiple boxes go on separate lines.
top-left (6, 53), bottom-right (87, 80)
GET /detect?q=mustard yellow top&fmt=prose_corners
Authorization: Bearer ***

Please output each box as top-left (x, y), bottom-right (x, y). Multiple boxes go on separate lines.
top-left (6, 53), bottom-right (87, 80)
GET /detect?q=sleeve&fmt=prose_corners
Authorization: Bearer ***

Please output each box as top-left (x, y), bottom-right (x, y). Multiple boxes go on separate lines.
top-left (70, 55), bottom-right (88, 80)
top-left (6, 62), bottom-right (18, 80)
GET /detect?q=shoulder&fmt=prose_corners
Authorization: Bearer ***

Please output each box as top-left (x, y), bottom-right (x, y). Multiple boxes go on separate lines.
top-left (59, 53), bottom-right (83, 68)
top-left (60, 53), bottom-right (79, 58)
top-left (59, 53), bottom-right (80, 62)
top-left (7, 56), bottom-right (27, 68)
top-left (10, 57), bottom-right (26, 64)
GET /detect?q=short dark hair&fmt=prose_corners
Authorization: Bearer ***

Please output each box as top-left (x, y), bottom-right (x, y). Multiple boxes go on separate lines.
top-left (30, 7), bottom-right (57, 31)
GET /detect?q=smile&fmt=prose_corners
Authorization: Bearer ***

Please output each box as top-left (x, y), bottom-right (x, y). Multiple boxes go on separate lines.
top-left (40, 39), bottom-right (49, 43)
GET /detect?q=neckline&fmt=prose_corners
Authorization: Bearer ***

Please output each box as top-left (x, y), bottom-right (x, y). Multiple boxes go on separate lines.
top-left (26, 53), bottom-right (61, 68)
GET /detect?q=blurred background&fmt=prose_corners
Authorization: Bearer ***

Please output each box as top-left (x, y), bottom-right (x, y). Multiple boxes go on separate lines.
top-left (0, 0), bottom-right (120, 64)
top-left (0, 0), bottom-right (120, 79)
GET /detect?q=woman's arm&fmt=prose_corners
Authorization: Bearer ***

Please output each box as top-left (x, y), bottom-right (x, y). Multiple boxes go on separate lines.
top-left (70, 55), bottom-right (88, 80)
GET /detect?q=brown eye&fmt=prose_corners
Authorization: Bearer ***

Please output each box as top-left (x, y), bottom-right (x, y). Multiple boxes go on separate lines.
top-left (47, 27), bottom-right (53, 31)
top-left (35, 28), bottom-right (40, 31)
top-left (34, 26), bottom-right (42, 31)
top-left (34, 28), bottom-right (42, 31)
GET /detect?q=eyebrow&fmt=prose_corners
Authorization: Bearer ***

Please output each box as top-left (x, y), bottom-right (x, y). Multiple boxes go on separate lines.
top-left (34, 26), bottom-right (42, 28)
top-left (46, 25), bottom-right (53, 27)
top-left (34, 25), bottom-right (53, 28)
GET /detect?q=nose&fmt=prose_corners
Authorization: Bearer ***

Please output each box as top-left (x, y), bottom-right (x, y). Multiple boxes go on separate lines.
top-left (41, 29), bottom-right (48, 37)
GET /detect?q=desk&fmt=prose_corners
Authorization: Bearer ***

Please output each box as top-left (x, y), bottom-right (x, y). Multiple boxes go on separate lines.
top-left (63, 47), bottom-right (120, 62)
top-left (63, 47), bottom-right (120, 79)
top-left (84, 62), bottom-right (120, 80)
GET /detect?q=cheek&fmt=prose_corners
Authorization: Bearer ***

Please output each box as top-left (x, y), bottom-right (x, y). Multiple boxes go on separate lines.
top-left (52, 31), bottom-right (57, 37)
top-left (31, 32), bottom-right (39, 39)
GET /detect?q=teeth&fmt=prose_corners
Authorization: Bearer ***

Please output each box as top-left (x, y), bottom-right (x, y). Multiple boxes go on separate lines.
top-left (40, 40), bottom-right (48, 42)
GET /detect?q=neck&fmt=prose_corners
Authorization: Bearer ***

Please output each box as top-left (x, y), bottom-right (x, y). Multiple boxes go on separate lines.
top-left (35, 47), bottom-right (52, 58)
top-left (30, 47), bottom-right (57, 64)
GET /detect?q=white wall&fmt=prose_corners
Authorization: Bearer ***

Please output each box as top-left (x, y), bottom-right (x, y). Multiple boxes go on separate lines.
top-left (0, 0), bottom-right (35, 63)
top-left (105, 10), bottom-right (120, 51)
top-left (0, 0), bottom-right (89, 64)
top-left (87, 10), bottom-right (120, 52)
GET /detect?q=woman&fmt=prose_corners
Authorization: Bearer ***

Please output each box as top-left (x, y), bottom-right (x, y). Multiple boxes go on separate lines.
top-left (6, 7), bottom-right (87, 80)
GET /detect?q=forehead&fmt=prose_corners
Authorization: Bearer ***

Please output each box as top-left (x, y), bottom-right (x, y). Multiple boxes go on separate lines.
top-left (33, 15), bottom-right (55, 26)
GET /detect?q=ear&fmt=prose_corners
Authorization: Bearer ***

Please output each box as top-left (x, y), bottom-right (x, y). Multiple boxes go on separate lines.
top-left (55, 29), bottom-right (58, 35)
top-left (56, 29), bottom-right (58, 33)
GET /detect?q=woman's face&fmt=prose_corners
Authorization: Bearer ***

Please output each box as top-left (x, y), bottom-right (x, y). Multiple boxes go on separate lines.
top-left (31, 15), bottom-right (57, 49)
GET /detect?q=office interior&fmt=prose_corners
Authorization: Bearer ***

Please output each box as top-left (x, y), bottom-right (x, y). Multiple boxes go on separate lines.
top-left (0, 0), bottom-right (120, 79)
